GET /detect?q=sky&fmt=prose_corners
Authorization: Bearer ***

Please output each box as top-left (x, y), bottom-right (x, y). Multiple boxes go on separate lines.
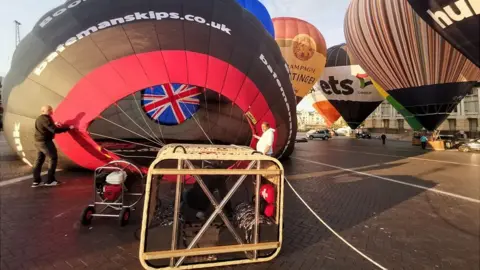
top-left (0, 0), bottom-right (352, 111)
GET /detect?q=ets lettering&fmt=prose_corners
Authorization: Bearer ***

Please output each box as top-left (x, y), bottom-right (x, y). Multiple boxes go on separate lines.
top-left (318, 76), bottom-right (354, 95)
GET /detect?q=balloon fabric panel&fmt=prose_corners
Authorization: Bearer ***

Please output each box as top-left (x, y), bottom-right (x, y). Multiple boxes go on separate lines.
top-left (407, 0), bottom-right (480, 68)
top-left (314, 43), bottom-right (384, 130)
top-left (272, 17), bottom-right (327, 102)
top-left (236, 0), bottom-right (275, 37)
top-left (344, 0), bottom-right (480, 91)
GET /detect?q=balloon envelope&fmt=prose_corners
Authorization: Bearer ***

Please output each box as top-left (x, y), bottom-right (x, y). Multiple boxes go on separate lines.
top-left (272, 17), bottom-right (327, 103)
top-left (407, 0), bottom-right (480, 68)
top-left (1, 0), bottom-right (297, 170)
top-left (236, 0), bottom-right (275, 37)
top-left (372, 80), bottom-right (423, 131)
top-left (313, 44), bottom-right (384, 130)
top-left (345, 0), bottom-right (480, 131)
top-left (302, 91), bottom-right (340, 127)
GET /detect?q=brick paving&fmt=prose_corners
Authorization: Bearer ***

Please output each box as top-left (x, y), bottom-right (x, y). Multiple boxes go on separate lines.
top-left (0, 138), bottom-right (479, 270)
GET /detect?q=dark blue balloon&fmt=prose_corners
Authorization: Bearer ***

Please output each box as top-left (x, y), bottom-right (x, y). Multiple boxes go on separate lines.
top-left (236, 0), bottom-right (275, 37)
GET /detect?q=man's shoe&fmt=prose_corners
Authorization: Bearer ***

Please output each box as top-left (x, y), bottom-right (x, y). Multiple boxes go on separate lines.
top-left (31, 182), bottom-right (41, 188)
top-left (44, 181), bottom-right (62, 187)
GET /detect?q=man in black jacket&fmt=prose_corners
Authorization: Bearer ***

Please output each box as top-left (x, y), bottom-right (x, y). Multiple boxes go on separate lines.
top-left (381, 133), bottom-right (387, 145)
top-left (32, 105), bottom-right (73, 187)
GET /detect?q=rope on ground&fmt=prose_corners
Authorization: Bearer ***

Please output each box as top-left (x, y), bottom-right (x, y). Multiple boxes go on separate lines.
top-left (285, 176), bottom-right (388, 270)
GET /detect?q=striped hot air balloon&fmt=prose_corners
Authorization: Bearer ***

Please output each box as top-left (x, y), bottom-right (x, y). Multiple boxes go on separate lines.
top-left (345, 0), bottom-right (480, 131)
top-left (407, 0), bottom-right (480, 68)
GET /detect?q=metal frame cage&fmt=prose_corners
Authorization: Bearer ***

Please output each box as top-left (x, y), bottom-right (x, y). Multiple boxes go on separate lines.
top-left (139, 144), bottom-right (284, 269)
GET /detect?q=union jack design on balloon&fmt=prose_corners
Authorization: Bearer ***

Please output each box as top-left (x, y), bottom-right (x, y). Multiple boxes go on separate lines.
top-left (141, 83), bottom-right (202, 125)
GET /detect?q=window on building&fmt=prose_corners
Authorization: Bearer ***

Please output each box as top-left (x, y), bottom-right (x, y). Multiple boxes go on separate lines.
top-left (451, 104), bottom-right (459, 114)
top-left (464, 89), bottom-right (479, 114)
top-left (381, 103), bottom-right (390, 117)
top-left (382, 119), bottom-right (390, 129)
top-left (448, 119), bottom-right (456, 131)
top-left (397, 119), bottom-right (404, 130)
top-left (469, 118), bottom-right (478, 132)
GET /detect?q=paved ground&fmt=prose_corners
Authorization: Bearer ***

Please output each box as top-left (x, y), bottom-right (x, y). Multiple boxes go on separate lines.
top-left (0, 132), bottom-right (33, 181)
top-left (0, 137), bottom-right (479, 269)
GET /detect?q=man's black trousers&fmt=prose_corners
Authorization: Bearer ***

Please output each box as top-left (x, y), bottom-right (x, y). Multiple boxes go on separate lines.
top-left (33, 141), bottom-right (58, 184)
top-left (421, 142), bottom-right (427, 149)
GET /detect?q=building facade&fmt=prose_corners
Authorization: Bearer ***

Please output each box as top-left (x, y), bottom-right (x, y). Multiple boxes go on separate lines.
top-left (297, 110), bottom-right (326, 131)
top-left (364, 87), bottom-right (480, 138)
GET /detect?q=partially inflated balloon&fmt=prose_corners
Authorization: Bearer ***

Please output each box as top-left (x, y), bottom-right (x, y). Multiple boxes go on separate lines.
top-left (372, 80), bottom-right (423, 131)
top-left (236, 0), bottom-right (275, 37)
top-left (407, 0), bottom-right (480, 68)
top-left (302, 91), bottom-right (340, 127)
top-left (272, 17), bottom-right (327, 103)
top-left (1, 0), bottom-right (297, 170)
top-left (345, 0), bottom-right (480, 131)
top-left (313, 44), bottom-right (384, 130)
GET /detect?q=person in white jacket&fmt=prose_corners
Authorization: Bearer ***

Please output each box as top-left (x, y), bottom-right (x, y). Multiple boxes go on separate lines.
top-left (253, 122), bottom-right (274, 155)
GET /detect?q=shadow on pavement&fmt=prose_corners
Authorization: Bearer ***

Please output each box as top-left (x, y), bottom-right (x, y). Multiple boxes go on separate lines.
top-left (0, 172), bottom-right (143, 269)
top-left (279, 163), bottom-right (437, 258)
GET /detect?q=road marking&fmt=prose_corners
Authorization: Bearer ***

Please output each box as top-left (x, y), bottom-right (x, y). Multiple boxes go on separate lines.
top-left (54, 203), bottom-right (84, 219)
top-left (327, 149), bottom-right (479, 167)
top-left (0, 170), bottom-right (63, 187)
top-left (287, 171), bottom-right (334, 180)
top-left (292, 157), bottom-right (480, 204)
top-left (285, 177), bottom-right (387, 270)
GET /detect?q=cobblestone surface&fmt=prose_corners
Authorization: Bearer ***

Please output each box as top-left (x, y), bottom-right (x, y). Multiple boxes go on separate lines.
top-left (0, 138), bottom-right (478, 270)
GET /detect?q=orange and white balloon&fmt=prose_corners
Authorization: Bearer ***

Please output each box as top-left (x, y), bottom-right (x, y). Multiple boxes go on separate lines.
top-left (273, 17), bottom-right (327, 104)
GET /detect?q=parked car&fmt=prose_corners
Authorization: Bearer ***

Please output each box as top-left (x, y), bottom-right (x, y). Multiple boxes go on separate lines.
top-left (307, 129), bottom-right (331, 140)
top-left (355, 132), bottom-right (371, 139)
top-left (295, 136), bottom-right (308, 143)
top-left (458, 139), bottom-right (480, 152)
top-left (335, 127), bottom-right (351, 136)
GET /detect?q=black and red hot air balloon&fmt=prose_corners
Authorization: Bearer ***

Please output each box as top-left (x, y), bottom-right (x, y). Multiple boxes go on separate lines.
top-left (1, 0), bottom-right (297, 170)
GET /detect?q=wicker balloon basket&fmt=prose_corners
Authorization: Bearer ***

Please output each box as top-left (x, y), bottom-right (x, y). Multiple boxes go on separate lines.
top-left (139, 144), bottom-right (284, 270)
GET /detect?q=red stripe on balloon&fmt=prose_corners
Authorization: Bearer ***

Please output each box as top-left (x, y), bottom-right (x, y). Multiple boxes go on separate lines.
top-left (53, 51), bottom-right (275, 170)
